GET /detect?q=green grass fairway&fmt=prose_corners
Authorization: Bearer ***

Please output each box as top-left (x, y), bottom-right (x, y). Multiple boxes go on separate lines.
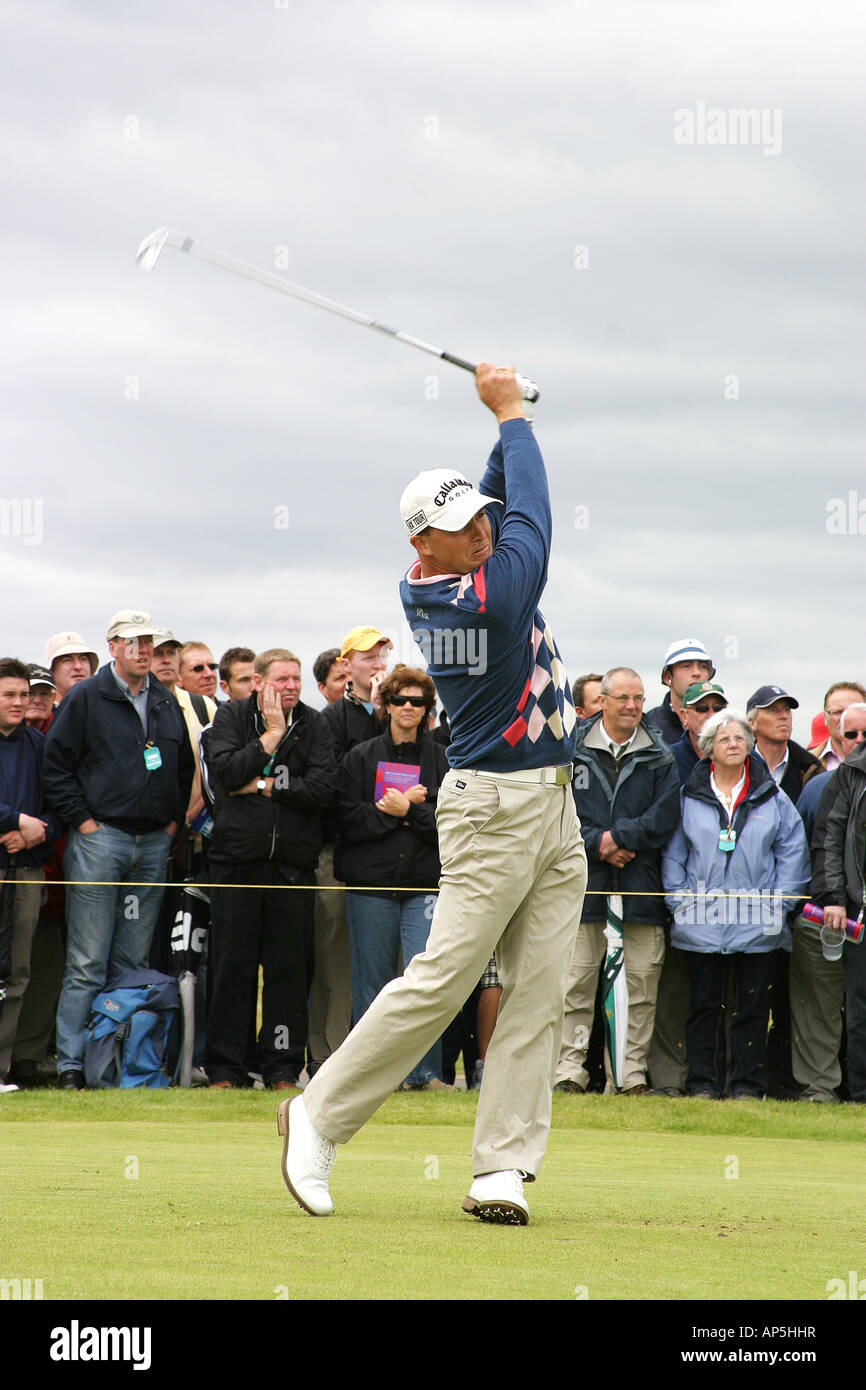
top-left (2, 1090), bottom-right (864, 1301)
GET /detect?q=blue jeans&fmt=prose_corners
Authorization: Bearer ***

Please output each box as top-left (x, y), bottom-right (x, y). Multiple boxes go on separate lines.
top-left (346, 891), bottom-right (441, 1086)
top-left (56, 824), bottom-right (171, 1072)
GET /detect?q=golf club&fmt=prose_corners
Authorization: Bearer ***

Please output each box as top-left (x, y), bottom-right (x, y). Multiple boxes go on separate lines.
top-left (135, 227), bottom-right (539, 403)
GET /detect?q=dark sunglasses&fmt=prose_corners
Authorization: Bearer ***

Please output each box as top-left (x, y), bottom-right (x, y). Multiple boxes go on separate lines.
top-left (190, 663), bottom-right (218, 673)
top-left (843, 730), bottom-right (866, 741)
top-left (692, 703), bottom-right (726, 714)
top-left (389, 695), bottom-right (426, 708)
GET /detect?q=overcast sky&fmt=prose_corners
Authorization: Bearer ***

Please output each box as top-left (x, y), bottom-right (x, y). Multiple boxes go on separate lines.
top-left (3, 0), bottom-right (863, 741)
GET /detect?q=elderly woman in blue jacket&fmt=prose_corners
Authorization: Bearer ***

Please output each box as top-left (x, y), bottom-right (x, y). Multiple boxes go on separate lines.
top-left (662, 709), bottom-right (810, 1099)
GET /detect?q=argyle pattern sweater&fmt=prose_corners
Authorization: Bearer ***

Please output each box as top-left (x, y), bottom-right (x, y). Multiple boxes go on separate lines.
top-left (399, 417), bottom-right (576, 772)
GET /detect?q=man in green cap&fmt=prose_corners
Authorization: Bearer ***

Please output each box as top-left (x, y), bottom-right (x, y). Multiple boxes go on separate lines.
top-left (671, 682), bottom-right (728, 787)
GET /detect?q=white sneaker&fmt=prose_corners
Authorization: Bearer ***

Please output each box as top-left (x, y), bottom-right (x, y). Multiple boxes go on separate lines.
top-left (462, 1169), bottom-right (529, 1225)
top-left (277, 1095), bottom-right (336, 1217)
top-left (0, 1083), bottom-right (19, 1094)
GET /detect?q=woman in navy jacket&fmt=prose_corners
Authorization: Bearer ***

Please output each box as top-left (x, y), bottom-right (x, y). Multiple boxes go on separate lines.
top-left (662, 710), bottom-right (810, 1099)
top-left (335, 665), bottom-right (450, 1089)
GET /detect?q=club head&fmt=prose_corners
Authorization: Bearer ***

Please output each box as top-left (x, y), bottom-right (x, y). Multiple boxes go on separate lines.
top-left (515, 372), bottom-right (540, 404)
top-left (135, 227), bottom-right (187, 272)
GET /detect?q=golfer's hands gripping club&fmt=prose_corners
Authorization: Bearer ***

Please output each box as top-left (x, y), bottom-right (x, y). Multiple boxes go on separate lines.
top-left (476, 363), bottom-right (535, 424)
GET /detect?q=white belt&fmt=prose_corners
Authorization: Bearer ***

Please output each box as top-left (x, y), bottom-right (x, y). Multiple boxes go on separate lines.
top-left (476, 765), bottom-right (572, 787)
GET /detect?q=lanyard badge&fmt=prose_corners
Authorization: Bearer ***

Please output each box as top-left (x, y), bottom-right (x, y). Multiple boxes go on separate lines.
top-left (718, 826), bottom-right (736, 853)
top-left (143, 743), bottom-right (163, 771)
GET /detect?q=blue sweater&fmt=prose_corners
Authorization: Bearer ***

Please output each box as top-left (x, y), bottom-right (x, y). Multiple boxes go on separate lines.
top-left (399, 419), bottom-right (576, 772)
top-left (0, 723), bottom-right (61, 868)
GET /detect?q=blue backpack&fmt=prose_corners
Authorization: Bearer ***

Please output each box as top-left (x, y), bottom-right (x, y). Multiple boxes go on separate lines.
top-left (84, 969), bottom-right (180, 1089)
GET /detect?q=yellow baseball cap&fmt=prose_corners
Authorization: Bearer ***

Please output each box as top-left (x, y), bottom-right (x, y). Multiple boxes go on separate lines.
top-left (339, 626), bottom-right (389, 660)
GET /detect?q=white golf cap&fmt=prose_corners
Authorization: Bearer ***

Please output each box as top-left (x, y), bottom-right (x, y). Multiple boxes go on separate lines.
top-left (661, 638), bottom-right (715, 679)
top-left (399, 470), bottom-right (502, 537)
top-left (152, 628), bottom-right (181, 648)
top-left (106, 609), bottom-right (162, 641)
top-left (44, 631), bottom-right (99, 672)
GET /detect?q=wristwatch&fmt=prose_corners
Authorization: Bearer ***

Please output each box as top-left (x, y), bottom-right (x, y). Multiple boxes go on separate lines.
top-left (256, 778), bottom-right (267, 793)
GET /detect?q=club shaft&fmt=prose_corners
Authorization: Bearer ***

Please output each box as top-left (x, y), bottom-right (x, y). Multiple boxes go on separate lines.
top-left (184, 239), bottom-right (487, 380)
top-left (138, 229), bottom-right (538, 401)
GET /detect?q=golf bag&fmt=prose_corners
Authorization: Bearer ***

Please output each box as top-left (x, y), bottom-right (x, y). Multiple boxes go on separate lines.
top-left (84, 969), bottom-right (180, 1089)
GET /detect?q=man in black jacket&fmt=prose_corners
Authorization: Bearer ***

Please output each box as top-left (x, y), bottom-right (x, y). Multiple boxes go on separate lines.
top-left (747, 684), bottom-right (821, 1098)
top-left (817, 723), bottom-right (866, 1103)
top-left (205, 648), bottom-right (336, 1089)
top-left (555, 668), bottom-right (680, 1095)
top-left (43, 609), bottom-right (194, 1090)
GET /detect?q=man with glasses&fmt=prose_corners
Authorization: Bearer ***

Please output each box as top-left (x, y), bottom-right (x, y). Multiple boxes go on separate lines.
top-left (790, 706), bottom-right (866, 1103)
top-left (178, 643), bottom-right (220, 704)
top-left (555, 667), bottom-right (680, 1095)
top-left (810, 683), bottom-right (866, 772)
top-left (747, 685), bottom-right (821, 1098)
top-left (812, 703), bottom-right (866, 1104)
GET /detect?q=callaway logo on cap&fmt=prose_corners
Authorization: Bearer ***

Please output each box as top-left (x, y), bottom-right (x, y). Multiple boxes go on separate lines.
top-left (399, 470), bottom-right (502, 537)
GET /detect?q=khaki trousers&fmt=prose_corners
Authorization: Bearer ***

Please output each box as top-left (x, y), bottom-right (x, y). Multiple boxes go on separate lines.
top-left (0, 868), bottom-right (45, 1079)
top-left (306, 846), bottom-right (352, 1068)
top-left (790, 914), bottom-right (844, 1102)
top-left (303, 767), bottom-right (587, 1179)
top-left (556, 919), bottom-right (665, 1091)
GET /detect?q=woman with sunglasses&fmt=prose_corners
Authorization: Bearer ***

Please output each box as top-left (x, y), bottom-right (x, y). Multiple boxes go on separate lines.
top-left (334, 665), bottom-right (451, 1089)
top-left (662, 709), bottom-right (809, 1099)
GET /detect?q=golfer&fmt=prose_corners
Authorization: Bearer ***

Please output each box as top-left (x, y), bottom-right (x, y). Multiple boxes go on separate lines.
top-left (280, 363), bottom-right (587, 1224)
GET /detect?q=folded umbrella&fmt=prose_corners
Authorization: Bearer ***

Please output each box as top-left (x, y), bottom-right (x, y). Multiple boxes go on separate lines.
top-left (602, 884), bottom-right (628, 1091)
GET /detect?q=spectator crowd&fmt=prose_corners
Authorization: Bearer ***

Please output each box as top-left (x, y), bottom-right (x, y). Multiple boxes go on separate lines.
top-left (2, 617), bottom-right (865, 1107)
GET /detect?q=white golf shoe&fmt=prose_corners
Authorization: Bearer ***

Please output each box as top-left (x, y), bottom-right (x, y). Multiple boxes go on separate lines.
top-left (462, 1170), bottom-right (529, 1225)
top-left (277, 1095), bottom-right (336, 1216)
